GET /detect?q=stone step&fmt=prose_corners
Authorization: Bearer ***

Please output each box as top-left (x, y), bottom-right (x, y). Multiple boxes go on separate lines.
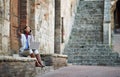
top-left (65, 53), bottom-right (115, 57)
top-left (66, 52), bottom-right (117, 56)
top-left (74, 19), bottom-right (103, 24)
top-left (66, 49), bottom-right (114, 53)
top-left (66, 47), bottom-right (112, 51)
top-left (73, 26), bottom-right (102, 30)
top-left (69, 35), bottom-right (101, 39)
top-left (71, 27), bottom-right (102, 32)
top-left (67, 47), bottom-right (112, 50)
top-left (71, 60), bottom-right (117, 66)
top-left (75, 13), bottom-right (103, 17)
top-left (70, 33), bottom-right (101, 37)
top-left (72, 25), bottom-right (102, 30)
top-left (71, 27), bottom-right (102, 31)
top-left (69, 39), bottom-right (102, 42)
top-left (78, 1), bottom-right (104, 4)
top-left (70, 59), bottom-right (117, 63)
top-left (66, 50), bottom-right (112, 53)
top-left (76, 8), bottom-right (103, 14)
top-left (78, 1), bottom-right (104, 8)
top-left (66, 51), bottom-right (113, 55)
top-left (69, 35), bottom-right (101, 40)
top-left (66, 44), bottom-right (111, 48)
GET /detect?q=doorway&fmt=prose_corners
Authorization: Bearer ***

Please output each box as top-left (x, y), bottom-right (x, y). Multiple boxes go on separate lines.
top-left (112, 0), bottom-right (120, 54)
top-left (114, 0), bottom-right (120, 33)
top-left (10, 0), bottom-right (27, 53)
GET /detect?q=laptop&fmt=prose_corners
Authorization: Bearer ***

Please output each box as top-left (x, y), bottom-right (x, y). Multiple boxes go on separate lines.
top-left (29, 42), bottom-right (40, 49)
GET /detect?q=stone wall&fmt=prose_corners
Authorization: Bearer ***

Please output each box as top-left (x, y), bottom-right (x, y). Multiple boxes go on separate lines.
top-left (0, 56), bottom-right (36, 77)
top-left (61, 0), bottom-right (78, 42)
top-left (0, 0), bottom-right (10, 54)
top-left (29, 0), bottom-right (55, 54)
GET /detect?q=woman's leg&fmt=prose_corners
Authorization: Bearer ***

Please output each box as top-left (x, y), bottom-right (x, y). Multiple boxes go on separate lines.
top-left (29, 49), bottom-right (41, 67)
top-left (34, 49), bottom-right (45, 67)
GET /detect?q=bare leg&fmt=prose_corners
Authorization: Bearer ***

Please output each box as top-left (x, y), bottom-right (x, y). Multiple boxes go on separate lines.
top-left (30, 53), bottom-right (41, 67)
top-left (35, 54), bottom-right (45, 67)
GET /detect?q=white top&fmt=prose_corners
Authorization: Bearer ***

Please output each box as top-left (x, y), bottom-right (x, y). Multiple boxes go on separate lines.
top-left (19, 34), bottom-right (34, 52)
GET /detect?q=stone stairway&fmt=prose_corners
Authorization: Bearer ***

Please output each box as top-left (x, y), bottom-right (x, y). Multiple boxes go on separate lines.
top-left (64, 0), bottom-right (120, 66)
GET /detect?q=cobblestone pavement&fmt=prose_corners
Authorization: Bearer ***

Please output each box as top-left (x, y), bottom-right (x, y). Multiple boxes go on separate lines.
top-left (39, 65), bottom-right (120, 77)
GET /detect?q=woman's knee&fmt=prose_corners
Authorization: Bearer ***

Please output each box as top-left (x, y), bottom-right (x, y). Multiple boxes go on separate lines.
top-left (29, 49), bottom-right (33, 54)
top-left (34, 49), bottom-right (39, 54)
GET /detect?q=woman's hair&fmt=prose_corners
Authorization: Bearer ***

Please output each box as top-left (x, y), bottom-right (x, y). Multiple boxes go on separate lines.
top-left (23, 26), bottom-right (31, 34)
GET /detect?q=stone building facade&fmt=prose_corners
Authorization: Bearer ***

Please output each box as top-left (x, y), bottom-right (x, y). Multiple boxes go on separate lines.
top-left (0, 0), bottom-right (78, 55)
top-left (0, 0), bottom-right (119, 68)
top-left (0, 0), bottom-right (77, 76)
top-left (0, 0), bottom-right (120, 76)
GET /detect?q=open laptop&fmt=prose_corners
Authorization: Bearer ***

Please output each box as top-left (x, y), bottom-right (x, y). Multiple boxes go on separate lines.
top-left (29, 42), bottom-right (40, 49)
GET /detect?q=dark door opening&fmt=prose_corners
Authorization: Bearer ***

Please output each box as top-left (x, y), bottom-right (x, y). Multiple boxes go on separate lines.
top-left (10, 0), bottom-right (27, 53)
top-left (114, 0), bottom-right (120, 33)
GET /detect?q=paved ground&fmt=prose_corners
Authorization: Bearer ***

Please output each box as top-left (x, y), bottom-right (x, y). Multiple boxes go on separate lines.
top-left (40, 65), bottom-right (120, 77)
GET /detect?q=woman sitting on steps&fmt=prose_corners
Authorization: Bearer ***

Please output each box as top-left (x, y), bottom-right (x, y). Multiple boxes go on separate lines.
top-left (18, 26), bottom-right (45, 67)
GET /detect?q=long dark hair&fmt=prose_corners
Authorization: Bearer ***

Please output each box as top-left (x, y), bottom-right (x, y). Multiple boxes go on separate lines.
top-left (23, 26), bottom-right (31, 35)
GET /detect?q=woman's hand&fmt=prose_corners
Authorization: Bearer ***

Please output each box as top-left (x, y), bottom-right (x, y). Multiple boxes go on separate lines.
top-left (17, 27), bottom-right (22, 36)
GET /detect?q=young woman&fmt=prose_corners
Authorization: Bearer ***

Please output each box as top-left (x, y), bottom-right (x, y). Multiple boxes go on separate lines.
top-left (19, 26), bottom-right (44, 67)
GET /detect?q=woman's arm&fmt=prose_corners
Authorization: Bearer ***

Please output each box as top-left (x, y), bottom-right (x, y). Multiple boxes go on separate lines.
top-left (17, 27), bottom-right (22, 36)
top-left (18, 31), bottom-right (22, 36)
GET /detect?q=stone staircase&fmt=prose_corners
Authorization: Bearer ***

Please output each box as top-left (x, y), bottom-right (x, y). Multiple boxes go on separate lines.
top-left (64, 0), bottom-right (120, 66)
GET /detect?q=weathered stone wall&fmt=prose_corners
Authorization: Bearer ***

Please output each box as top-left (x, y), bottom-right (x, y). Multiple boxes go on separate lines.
top-left (0, 0), bottom-right (3, 52)
top-left (61, 0), bottom-right (78, 42)
top-left (61, 0), bottom-right (78, 54)
top-left (0, 0), bottom-right (10, 54)
top-left (0, 56), bottom-right (36, 77)
top-left (27, 0), bottom-right (35, 35)
top-left (31, 0), bottom-right (55, 54)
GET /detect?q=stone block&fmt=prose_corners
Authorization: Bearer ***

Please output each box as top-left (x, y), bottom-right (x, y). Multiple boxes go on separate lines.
top-left (0, 56), bottom-right (36, 77)
top-left (41, 54), bottom-right (68, 69)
